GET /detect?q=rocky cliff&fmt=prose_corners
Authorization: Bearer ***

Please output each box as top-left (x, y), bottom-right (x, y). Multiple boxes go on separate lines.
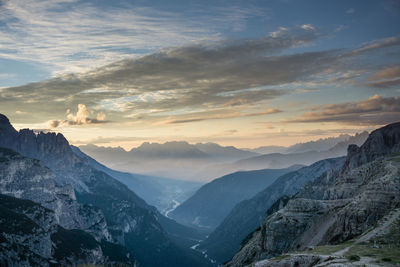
top-left (0, 147), bottom-right (110, 241)
top-left (226, 121), bottom-right (400, 267)
top-left (0, 193), bottom-right (134, 266)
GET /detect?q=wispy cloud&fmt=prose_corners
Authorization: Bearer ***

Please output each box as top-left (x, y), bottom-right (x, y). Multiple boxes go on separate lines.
top-left (364, 65), bottom-right (400, 88)
top-left (163, 108), bottom-right (282, 124)
top-left (0, 0), bottom-right (264, 74)
top-left (286, 95), bottom-right (400, 125)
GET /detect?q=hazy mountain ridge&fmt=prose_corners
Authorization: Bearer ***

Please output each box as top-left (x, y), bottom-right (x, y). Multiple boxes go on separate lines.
top-left (245, 132), bottom-right (368, 155)
top-left (0, 114), bottom-right (211, 267)
top-left (234, 132), bottom-right (367, 171)
top-left (71, 145), bottom-right (201, 214)
top-left (80, 141), bottom-right (259, 181)
top-left (226, 122), bottom-right (400, 267)
top-left (79, 132), bottom-right (366, 181)
top-left (169, 165), bottom-right (302, 231)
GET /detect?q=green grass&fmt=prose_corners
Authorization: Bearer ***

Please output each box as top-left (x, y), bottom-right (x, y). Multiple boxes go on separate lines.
top-left (345, 244), bottom-right (400, 264)
top-left (270, 254), bottom-right (290, 261)
top-left (301, 241), bottom-right (353, 255)
top-left (347, 254), bottom-right (360, 261)
top-left (389, 152), bottom-right (400, 162)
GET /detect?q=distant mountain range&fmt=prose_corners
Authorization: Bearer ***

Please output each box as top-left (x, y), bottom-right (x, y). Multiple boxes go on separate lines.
top-left (79, 132), bottom-right (368, 181)
top-left (0, 114), bottom-right (211, 267)
top-left (233, 131), bottom-right (368, 171)
top-left (79, 141), bottom-right (259, 181)
top-left (245, 132), bottom-right (368, 154)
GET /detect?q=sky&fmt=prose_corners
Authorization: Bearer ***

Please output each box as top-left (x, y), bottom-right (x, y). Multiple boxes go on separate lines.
top-left (0, 0), bottom-right (400, 149)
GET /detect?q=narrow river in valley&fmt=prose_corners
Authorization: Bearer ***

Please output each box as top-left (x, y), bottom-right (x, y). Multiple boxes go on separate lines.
top-left (165, 200), bottom-right (180, 218)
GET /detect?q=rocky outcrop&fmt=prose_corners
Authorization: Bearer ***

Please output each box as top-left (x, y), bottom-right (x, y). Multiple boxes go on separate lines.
top-left (200, 157), bottom-right (345, 263)
top-left (0, 194), bottom-right (134, 266)
top-left (342, 122), bottom-right (400, 173)
top-left (226, 122), bottom-right (400, 267)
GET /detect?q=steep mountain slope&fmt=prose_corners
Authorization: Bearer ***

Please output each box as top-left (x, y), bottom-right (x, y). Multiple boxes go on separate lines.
top-left (170, 165), bottom-right (301, 231)
top-left (0, 114), bottom-right (210, 267)
top-left (199, 157), bottom-right (345, 263)
top-left (71, 145), bottom-right (201, 214)
top-left (226, 122), bottom-right (400, 267)
top-left (0, 194), bottom-right (134, 266)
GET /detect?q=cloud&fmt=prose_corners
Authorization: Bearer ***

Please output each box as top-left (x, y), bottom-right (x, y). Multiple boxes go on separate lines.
top-left (365, 78), bottom-right (400, 89)
top-left (362, 65), bottom-right (400, 89)
top-left (346, 8), bottom-right (355, 14)
top-left (300, 24), bottom-right (315, 31)
top-left (347, 36), bottom-right (400, 56)
top-left (368, 65), bottom-right (400, 80)
top-left (48, 104), bottom-right (109, 128)
top-left (0, 27), bottom-right (324, 123)
top-left (286, 95), bottom-right (400, 125)
top-left (2, 30), bottom-right (400, 126)
top-left (164, 108), bottom-right (282, 124)
top-left (0, 0), bottom-right (266, 74)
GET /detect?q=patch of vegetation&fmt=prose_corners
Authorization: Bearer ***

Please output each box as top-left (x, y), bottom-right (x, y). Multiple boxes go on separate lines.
top-left (0, 205), bottom-right (39, 235)
top-left (100, 239), bottom-right (133, 264)
top-left (303, 241), bottom-right (353, 255)
top-left (51, 226), bottom-right (98, 260)
top-left (346, 244), bottom-right (400, 264)
top-left (271, 254), bottom-right (290, 261)
top-left (347, 254), bottom-right (360, 261)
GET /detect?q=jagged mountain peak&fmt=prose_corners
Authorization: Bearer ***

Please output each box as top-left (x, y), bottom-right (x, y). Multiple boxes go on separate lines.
top-left (342, 121), bottom-right (400, 173)
top-left (0, 113), bottom-right (17, 134)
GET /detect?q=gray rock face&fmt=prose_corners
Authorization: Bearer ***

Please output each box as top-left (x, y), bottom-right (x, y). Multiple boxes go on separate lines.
top-left (0, 119), bottom-right (87, 191)
top-left (226, 122), bottom-right (400, 267)
top-left (0, 148), bottom-right (111, 241)
top-left (0, 194), bottom-right (119, 267)
top-left (342, 122), bottom-right (400, 173)
top-left (200, 157), bottom-right (345, 263)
